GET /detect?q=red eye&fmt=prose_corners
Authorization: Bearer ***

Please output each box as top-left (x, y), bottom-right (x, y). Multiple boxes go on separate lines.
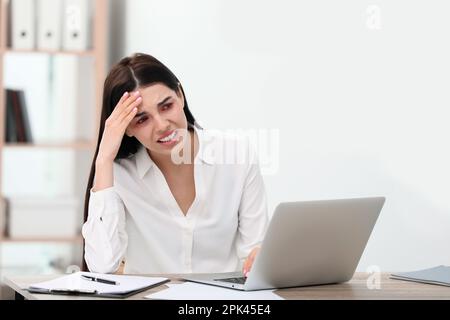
top-left (137, 116), bottom-right (148, 125)
top-left (162, 103), bottom-right (172, 111)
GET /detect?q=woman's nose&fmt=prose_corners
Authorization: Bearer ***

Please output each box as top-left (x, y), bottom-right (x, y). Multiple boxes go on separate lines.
top-left (153, 114), bottom-right (169, 131)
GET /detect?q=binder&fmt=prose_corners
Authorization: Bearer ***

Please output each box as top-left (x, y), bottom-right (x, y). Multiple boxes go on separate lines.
top-left (37, 0), bottom-right (63, 50)
top-left (18, 90), bottom-right (32, 142)
top-left (5, 91), bottom-right (18, 142)
top-left (10, 91), bottom-right (25, 142)
top-left (27, 271), bottom-right (170, 299)
top-left (0, 197), bottom-right (7, 238)
top-left (50, 55), bottom-right (78, 142)
top-left (11, 0), bottom-right (36, 49)
top-left (62, 0), bottom-right (92, 50)
top-left (5, 89), bottom-right (32, 143)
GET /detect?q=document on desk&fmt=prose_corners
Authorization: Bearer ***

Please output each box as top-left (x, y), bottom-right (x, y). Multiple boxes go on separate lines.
top-left (145, 282), bottom-right (284, 300)
top-left (28, 271), bottom-right (169, 298)
top-left (390, 265), bottom-right (450, 287)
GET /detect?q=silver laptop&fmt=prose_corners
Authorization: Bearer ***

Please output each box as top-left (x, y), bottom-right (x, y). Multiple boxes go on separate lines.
top-left (184, 197), bottom-right (385, 291)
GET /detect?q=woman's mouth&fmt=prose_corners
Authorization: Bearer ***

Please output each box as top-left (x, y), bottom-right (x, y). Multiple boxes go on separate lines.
top-left (157, 130), bottom-right (178, 145)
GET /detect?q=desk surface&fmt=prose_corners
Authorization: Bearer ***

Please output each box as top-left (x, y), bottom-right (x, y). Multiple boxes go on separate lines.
top-left (4, 272), bottom-right (450, 300)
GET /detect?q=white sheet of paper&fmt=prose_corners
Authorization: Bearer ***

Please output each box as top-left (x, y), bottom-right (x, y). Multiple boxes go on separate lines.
top-left (145, 282), bottom-right (284, 300)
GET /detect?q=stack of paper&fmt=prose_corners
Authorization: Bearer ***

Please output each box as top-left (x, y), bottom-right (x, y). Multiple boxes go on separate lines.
top-left (28, 271), bottom-right (169, 298)
top-left (390, 265), bottom-right (450, 287)
top-left (145, 282), bottom-right (284, 300)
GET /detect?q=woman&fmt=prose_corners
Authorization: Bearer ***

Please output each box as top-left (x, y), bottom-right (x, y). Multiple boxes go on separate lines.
top-left (82, 53), bottom-right (268, 276)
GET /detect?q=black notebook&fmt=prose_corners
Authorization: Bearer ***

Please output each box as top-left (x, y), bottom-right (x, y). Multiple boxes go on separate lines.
top-left (390, 265), bottom-right (450, 287)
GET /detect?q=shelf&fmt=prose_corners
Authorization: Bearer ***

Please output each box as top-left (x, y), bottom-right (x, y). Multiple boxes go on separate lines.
top-left (2, 49), bottom-right (95, 56)
top-left (0, 235), bottom-right (83, 243)
top-left (0, 0), bottom-right (107, 252)
top-left (3, 142), bottom-right (95, 150)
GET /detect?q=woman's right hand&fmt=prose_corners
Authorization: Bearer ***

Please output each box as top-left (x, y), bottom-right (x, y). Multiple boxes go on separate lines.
top-left (96, 91), bottom-right (142, 164)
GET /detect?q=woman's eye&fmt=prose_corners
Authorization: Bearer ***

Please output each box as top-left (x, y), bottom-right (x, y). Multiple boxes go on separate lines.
top-left (137, 117), bottom-right (148, 125)
top-left (162, 103), bottom-right (172, 111)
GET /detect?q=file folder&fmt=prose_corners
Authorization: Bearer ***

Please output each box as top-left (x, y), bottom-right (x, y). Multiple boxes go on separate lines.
top-left (391, 265), bottom-right (450, 287)
top-left (37, 0), bottom-right (63, 50)
top-left (28, 271), bottom-right (170, 298)
top-left (62, 0), bottom-right (92, 50)
top-left (11, 0), bottom-right (36, 49)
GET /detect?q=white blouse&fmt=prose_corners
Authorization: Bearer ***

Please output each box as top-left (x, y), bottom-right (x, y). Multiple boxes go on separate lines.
top-left (82, 128), bottom-right (269, 274)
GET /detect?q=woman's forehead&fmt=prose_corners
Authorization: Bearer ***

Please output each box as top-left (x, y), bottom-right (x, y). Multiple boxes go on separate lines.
top-left (134, 83), bottom-right (174, 97)
top-left (134, 85), bottom-right (178, 111)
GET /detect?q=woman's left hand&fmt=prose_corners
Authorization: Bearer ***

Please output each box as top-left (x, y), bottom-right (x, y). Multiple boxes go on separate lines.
top-left (242, 247), bottom-right (260, 277)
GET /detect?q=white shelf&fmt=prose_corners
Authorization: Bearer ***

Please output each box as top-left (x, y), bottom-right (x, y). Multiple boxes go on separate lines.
top-left (0, 236), bottom-right (83, 243)
top-left (0, 0), bottom-right (107, 257)
top-left (3, 141), bottom-right (95, 150)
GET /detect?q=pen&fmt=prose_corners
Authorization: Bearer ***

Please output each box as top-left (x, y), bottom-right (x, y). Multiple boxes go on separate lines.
top-left (81, 274), bottom-right (120, 285)
top-left (27, 287), bottom-right (98, 295)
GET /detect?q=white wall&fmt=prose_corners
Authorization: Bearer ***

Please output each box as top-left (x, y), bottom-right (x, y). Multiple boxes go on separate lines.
top-left (120, 0), bottom-right (450, 272)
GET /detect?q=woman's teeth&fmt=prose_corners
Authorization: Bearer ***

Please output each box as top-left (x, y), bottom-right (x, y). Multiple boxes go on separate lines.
top-left (158, 131), bottom-right (176, 142)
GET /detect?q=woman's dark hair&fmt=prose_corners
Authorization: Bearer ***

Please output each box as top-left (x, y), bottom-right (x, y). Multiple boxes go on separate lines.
top-left (82, 53), bottom-right (200, 271)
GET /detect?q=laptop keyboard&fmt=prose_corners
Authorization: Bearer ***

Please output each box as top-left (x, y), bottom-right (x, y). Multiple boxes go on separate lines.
top-left (214, 277), bottom-right (247, 284)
